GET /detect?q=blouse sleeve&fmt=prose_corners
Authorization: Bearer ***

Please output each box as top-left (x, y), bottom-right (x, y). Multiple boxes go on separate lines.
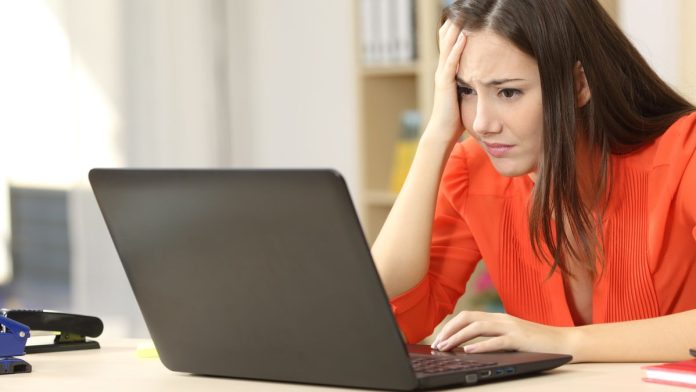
top-left (389, 143), bottom-right (482, 343)
top-left (670, 113), bottom-right (696, 243)
top-left (680, 140), bottom-right (696, 242)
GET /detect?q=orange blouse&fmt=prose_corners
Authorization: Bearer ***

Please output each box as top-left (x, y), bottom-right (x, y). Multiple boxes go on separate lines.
top-left (390, 112), bottom-right (696, 344)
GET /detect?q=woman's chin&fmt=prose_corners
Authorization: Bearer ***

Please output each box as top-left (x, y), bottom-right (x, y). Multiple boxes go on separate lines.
top-left (490, 160), bottom-right (535, 178)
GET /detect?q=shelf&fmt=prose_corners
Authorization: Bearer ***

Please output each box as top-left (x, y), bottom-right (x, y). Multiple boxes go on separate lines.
top-left (356, 0), bottom-right (441, 245)
top-left (361, 63), bottom-right (418, 77)
top-left (365, 190), bottom-right (397, 206)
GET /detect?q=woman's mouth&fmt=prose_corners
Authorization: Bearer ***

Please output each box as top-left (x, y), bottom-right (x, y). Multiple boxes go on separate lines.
top-left (483, 142), bottom-right (515, 158)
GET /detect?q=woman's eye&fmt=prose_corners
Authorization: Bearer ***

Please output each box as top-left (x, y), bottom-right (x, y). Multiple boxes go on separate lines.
top-left (499, 88), bottom-right (522, 99)
top-left (457, 86), bottom-right (475, 96)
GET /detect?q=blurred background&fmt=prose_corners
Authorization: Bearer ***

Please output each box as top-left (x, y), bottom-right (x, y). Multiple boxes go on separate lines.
top-left (0, 0), bottom-right (694, 339)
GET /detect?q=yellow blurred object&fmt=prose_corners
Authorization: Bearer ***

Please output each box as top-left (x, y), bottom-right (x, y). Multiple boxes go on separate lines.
top-left (389, 110), bottom-right (421, 193)
top-left (136, 340), bottom-right (159, 359)
top-left (390, 139), bottom-right (418, 193)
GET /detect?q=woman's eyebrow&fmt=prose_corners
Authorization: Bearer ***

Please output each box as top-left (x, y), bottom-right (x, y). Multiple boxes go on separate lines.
top-left (486, 78), bottom-right (526, 86)
top-left (456, 76), bottom-right (526, 86)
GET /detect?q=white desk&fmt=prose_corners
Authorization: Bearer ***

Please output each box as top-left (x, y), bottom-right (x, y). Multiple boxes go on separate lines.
top-left (1, 339), bottom-right (677, 391)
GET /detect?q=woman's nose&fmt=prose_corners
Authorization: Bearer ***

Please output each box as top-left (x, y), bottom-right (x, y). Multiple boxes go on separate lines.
top-left (471, 99), bottom-right (502, 137)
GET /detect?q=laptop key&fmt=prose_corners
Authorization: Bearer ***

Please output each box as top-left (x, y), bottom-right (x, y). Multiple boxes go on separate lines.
top-left (411, 356), bottom-right (498, 374)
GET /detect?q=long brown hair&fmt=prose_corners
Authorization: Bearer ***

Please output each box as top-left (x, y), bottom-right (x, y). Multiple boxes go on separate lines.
top-left (442, 0), bottom-right (695, 277)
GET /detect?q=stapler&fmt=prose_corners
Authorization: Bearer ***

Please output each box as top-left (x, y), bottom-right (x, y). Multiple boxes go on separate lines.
top-left (1, 310), bottom-right (103, 354)
top-left (0, 315), bottom-right (32, 374)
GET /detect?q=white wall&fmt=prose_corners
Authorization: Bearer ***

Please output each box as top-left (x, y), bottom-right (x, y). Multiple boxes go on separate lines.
top-left (65, 0), bottom-right (358, 337)
top-left (618, 0), bottom-right (680, 88)
top-left (0, 0), bottom-right (80, 285)
top-left (62, 0), bottom-right (134, 337)
top-left (227, 0), bottom-right (359, 195)
top-left (618, 0), bottom-right (696, 104)
top-left (0, 175), bottom-right (8, 285)
top-left (121, 0), bottom-right (230, 167)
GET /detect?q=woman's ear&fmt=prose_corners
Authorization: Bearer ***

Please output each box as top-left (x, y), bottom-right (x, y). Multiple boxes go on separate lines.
top-left (574, 61), bottom-right (591, 108)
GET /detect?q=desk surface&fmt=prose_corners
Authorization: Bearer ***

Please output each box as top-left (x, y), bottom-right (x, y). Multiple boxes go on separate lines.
top-left (2, 339), bottom-right (677, 391)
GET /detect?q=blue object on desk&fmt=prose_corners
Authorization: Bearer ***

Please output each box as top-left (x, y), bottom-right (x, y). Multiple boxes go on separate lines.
top-left (2, 309), bottom-right (103, 353)
top-left (0, 315), bottom-right (32, 374)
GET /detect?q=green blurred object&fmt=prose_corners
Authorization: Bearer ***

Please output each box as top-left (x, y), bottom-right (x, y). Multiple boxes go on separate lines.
top-left (469, 266), bottom-right (504, 313)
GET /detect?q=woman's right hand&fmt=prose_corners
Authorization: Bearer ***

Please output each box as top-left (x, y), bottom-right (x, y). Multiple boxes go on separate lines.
top-left (423, 19), bottom-right (468, 145)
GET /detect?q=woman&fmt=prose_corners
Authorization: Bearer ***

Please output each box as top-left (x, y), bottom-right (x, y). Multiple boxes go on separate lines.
top-left (371, 0), bottom-right (696, 362)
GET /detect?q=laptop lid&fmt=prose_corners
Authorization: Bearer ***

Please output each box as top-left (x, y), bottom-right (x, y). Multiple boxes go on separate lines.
top-left (90, 169), bottom-right (419, 390)
top-left (89, 169), bottom-right (571, 390)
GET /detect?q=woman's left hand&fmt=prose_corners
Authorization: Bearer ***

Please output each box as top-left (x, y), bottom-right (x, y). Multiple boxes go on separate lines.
top-left (431, 311), bottom-right (575, 357)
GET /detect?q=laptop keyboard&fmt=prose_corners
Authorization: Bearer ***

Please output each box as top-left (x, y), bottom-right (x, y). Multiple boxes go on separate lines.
top-left (410, 356), bottom-right (498, 374)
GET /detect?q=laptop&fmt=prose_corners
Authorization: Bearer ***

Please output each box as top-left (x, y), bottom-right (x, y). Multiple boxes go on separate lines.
top-left (89, 169), bottom-right (571, 390)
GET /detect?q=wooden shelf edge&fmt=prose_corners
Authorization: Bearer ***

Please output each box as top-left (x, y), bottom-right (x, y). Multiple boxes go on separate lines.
top-left (364, 190), bottom-right (398, 206)
top-left (361, 63), bottom-right (419, 77)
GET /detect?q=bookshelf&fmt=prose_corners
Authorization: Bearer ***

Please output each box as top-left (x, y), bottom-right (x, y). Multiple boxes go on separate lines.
top-left (357, 0), bottom-right (440, 244)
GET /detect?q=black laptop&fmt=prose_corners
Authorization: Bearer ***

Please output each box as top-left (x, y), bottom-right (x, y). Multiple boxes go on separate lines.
top-left (89, 169), bottom-right (571, 390)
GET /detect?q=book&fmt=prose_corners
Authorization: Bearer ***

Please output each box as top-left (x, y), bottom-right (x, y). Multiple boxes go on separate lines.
top-left (643, 358), bottom-right (696, 388)
top-left (394, 0), bottom-right (415, 62)
top-left (360, 0), bottom-right (416, 65)
top-left (361, 0), bottom-right (376, 64)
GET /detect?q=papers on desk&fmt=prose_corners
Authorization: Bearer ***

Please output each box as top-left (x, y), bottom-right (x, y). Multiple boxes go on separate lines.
top-left (643, 358), bottom-right (696, 388)
top-left (25, 331), bottom-right (59, 345)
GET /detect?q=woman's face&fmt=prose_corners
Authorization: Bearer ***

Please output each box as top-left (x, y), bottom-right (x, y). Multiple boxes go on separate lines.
top-left (457, 29), bottom-right (543, 179)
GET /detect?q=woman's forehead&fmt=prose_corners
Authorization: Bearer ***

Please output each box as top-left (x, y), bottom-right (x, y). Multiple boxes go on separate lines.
top-left (457, 30), bottom-right (539, 84)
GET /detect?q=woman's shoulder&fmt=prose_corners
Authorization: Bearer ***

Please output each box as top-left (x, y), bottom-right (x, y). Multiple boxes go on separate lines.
top-left (619, 111), bottom-right (696, 169)
top-left (652, 111), bottom-right (696, 166)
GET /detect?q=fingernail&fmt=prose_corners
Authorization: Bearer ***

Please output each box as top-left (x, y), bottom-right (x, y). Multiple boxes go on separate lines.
top-left (457, 32), bottom-right (464, 41)
top-left (464, 344), bottom-right (477, 353)
top-left (431, 335), bottom-right (442, 348)
top-left (437, 340), bottom-right (448, 351)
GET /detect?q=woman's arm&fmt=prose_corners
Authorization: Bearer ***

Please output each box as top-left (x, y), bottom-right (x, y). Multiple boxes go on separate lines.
top-left (372, 137), bottom-right (457, 298)
top-left (371, 21), bottom-right (467, 298)
top-left (430, 309), bottom-right (696, 362)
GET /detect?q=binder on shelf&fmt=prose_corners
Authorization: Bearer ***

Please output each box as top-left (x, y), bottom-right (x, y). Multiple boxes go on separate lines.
top-left (361, 0), bottom-right (374, 64)
top-left (360, 0), bottom-right (416, 65)
top-left (395, 0), bottom-right (416, 62)
top-left (378, 0), bottom-right (392, 64)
